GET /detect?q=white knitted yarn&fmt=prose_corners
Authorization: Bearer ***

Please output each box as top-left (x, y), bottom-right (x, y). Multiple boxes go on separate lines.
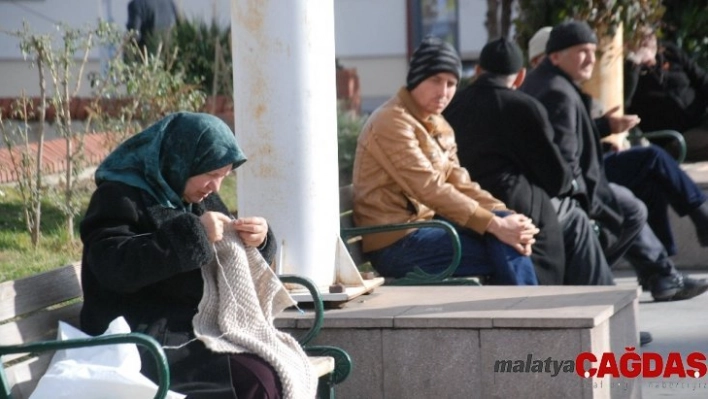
top-left (192, 230), bottom-right (317, 399)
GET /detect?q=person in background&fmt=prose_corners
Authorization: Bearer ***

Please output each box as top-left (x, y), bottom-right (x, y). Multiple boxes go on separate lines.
top-left (80, 112), bottom-right (285, 398)
top-left (527, 23), bottom-right (708, 256)
top-left (126, 0), bottom-right (180, 54)
top-left (444, 37), bottom-right (614, 286)
top-left (527, 26), bottom-right (552, 68)
top-left (521, 21), bottom-right (708, 302)
top-left (352, 36), bottom-right (539, 285)
top-left (625, 28), bottom-right (708, 162)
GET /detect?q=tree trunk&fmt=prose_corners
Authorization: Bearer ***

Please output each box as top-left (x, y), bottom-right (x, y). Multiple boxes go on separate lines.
top-left (486, 0), bottom-right (499, 41)
top-left (582, 24), bottom-right (624, 119)
top-left (501, 0), bottom-right (514, 38)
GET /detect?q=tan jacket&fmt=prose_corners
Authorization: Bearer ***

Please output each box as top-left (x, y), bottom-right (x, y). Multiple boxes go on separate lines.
top-left (352, 87), bottom-right (507, 252)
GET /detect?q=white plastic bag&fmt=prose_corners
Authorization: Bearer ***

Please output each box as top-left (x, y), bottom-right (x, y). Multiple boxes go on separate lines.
top-left (29, 317), bottom-right (185, 399)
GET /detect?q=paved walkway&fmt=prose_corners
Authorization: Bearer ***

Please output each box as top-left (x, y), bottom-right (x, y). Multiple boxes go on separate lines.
top-left (616, 270), bottom-right (708, 398)
top-left (0, 132), bottom-right (108, 184)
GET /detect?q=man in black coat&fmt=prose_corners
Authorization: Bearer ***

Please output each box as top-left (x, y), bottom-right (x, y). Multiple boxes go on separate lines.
top-left (521, 21), bottom-right (708, 301)
top-left (444, 38), bottom-right (613, 286)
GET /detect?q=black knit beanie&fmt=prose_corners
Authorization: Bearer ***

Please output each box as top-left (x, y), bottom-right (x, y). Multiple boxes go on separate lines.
top-left (546, 21), bottom-right (597, 54)
top-left (479, 37), bottom-right (524, 75)
top-left (406, 36), bottom-right (462, 90)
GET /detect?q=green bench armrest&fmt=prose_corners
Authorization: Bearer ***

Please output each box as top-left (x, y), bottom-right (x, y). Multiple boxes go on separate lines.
top-left (277, 275), bottom-right (324, 346)
top-left (341, 219), bottom-right (475, 285)
top-left (277, 275), bottom-right (353, 398)
top-left (0, 333), bottom-right (170, 399)
top-left (641, 130), bottom-right (687, 164)
top-left (629, 128), bottom-right (687, 164)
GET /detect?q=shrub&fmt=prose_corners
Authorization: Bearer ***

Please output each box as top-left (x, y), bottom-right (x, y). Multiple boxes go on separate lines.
top-left (165, 17), bottom-right (232, 97)
top-left (662, 0), bottom-right (708, 66)
top-left (337, 103), bottom-right (366, 185)
top-left (88, 37), bottom-right (207, 151)
top-left (514, 0), bottom-right (665, 60)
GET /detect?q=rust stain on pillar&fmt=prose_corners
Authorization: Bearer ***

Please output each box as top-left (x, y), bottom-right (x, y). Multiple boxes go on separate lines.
top-left (233, 0), bottom-right (278, 177)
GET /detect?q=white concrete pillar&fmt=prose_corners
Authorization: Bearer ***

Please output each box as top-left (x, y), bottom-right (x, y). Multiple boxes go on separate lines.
top-left (231, 0), bottom-right (339, 286)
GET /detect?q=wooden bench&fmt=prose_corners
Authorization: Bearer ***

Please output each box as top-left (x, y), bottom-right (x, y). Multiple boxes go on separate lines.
top-left (339, 184), bottom-right (483, 285)
top-left (0, 264), bottom-right (351, 399)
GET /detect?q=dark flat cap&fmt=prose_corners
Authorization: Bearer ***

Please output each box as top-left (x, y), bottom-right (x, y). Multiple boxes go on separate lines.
top-left (480, 37), bottom-right (524, 75)
top-left (546, 21), bottom-right (597, 54)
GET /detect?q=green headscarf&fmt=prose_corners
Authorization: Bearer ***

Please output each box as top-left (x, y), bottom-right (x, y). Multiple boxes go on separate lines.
top-left (95, 112), bottom-right (246, 210)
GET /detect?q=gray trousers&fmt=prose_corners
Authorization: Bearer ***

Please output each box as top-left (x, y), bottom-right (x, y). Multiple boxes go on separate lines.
top-left (551, 197), bottom-right (615, 285)
top-left (610, 184), bottom-right (677, 279)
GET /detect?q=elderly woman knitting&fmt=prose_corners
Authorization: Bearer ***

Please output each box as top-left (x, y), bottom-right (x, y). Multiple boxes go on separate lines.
top-left (79, 112), bottom-right (315, 399)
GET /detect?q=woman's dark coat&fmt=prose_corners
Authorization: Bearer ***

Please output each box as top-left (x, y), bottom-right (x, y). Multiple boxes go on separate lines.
top-left (80, 181), bottom-right (276, 399)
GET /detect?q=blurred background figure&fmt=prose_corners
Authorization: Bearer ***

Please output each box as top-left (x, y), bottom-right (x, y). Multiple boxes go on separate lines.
top-left (625, 28), bottom-right (708, 162)
top-left (527, 26), bottom-right (552, 68)
top-left (126, 0), bottom-right (180, 54)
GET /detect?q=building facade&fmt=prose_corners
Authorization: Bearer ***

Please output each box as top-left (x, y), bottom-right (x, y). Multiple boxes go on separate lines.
top-left (0, 0), bottom-right (491, 111)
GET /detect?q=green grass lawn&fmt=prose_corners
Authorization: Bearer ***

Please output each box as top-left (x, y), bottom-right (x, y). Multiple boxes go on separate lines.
top-left (0, 183), bottom-right (89, 281)
top-left (0, 174), bottom-right (237, 282)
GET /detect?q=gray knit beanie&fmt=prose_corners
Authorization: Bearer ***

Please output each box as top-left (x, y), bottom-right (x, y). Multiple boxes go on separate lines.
top-left (406, 36), bottom-right (462, 90)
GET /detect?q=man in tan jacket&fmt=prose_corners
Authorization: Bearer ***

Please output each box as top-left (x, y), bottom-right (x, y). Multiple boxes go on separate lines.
top-left (352, 36), bottom-right (538, 285)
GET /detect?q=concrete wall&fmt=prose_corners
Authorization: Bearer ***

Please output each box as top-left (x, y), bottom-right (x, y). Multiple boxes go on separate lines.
top-left (334, 0), bottom-right (490, 111)
top-left (0, 60), bottom-right (103, 98)
top-left (277, 285), bottom-right (641, 399)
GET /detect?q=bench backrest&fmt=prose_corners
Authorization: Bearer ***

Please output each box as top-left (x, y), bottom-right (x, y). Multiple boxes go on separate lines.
top-left (0, 265), bottom-right (345, 398)
top-left (339, 184), bottom-right (369, 268)
top-left (0, 263), bottom-right (82, 399)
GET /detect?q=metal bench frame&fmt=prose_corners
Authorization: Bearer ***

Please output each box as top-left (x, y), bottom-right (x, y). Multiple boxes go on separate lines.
top-left (0, 264), bottom-right (351, 399)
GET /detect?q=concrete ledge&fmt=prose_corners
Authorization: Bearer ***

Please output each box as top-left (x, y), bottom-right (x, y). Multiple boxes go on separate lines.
top-left (278, 285), bottom-right (641, 399)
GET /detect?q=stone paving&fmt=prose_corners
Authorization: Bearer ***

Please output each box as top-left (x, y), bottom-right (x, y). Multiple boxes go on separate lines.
top-left (616, 270), bottom-right (708, 399)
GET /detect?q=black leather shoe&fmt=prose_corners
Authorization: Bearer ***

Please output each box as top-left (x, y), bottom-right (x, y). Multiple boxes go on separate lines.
top-left (671, 275), bottom-right (708, 301)
top-left (640, 331), bottom-right (653, 346)
top-left (647, 273), bottom-right (683, 301)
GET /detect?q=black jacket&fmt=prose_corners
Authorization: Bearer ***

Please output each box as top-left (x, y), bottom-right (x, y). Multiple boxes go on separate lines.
top-left (625, 42), bottom-right (708, 133)
top-left (443, 73), bottom-right (574, 284)
top-left (521, 59), bottom-right (625, 252)
top-left (445, 74), bottom-right (573, 198)
top-left (80, 181), bottom-right (277, 398)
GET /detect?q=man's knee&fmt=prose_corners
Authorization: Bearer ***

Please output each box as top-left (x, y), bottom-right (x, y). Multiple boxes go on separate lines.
top-left (610, 183), bottom-right (648, 224)
top-left (560, 207), bottom-right (591, 233)
top-left (645, 144), bottom-right (678, 165)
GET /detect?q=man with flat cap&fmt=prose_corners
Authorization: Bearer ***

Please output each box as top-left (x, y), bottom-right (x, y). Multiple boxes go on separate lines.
top-left (351, 36), bottom-right (538, 285)
top-left (444, 37), bottom-right (613, 286)
top-left (521, 21), bottom-right (708, 302)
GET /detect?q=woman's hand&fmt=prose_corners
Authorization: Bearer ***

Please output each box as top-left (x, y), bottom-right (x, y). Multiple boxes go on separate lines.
top-left (233, 216), bottom-right (269, 247)
top-left (199, 211), bottom-right (234, 243)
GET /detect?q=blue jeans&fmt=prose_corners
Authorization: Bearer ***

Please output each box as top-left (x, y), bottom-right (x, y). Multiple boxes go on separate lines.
top-left (604, 145), bottom-right (707, 255)
top-left (367, 214), bottom-right (538, 285)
